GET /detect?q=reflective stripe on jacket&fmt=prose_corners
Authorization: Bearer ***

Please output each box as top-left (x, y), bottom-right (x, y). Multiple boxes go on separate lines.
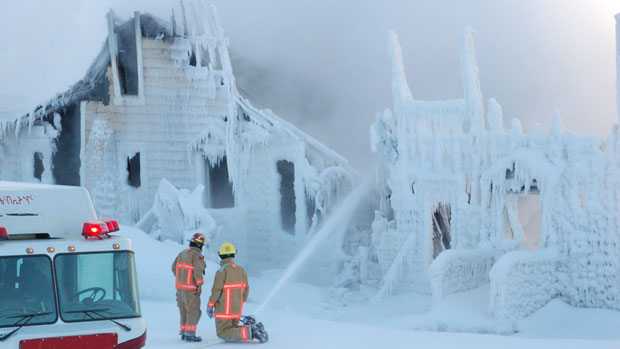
top-left (172, 247), bottom-right (206, 290)
top-left (208, 257), bottom-right (249, 319)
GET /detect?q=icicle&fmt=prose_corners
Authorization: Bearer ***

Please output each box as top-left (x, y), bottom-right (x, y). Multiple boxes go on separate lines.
top-left (209, 4), bottom-right (225, 37)
top-left (206, 63), bottom-right (216, 99)
top-left (192, 26), bottom-right (201, 67)
top-left (15, 113), bottom-right (22, 139)
top-left (170, 8), bottom-right (176, 37)
top-left (197, 0), bottom-right (212, 37)
top-left (180, 0), bottom-right (188, 37)
top-left (28, 107), bottom-right (36, 136)
top-left (189, 2), bottom-right (200, 35)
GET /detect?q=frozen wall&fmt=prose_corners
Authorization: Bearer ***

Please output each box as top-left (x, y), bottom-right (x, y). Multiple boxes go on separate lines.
top-left (0, 121), bottom-right (57, 185)
top-left (192, 96), bottom-right (357, 274)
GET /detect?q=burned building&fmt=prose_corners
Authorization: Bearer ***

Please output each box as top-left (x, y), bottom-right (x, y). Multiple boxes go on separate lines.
top-left (0, 5), bottom-right (357, 270)
top-left (365, 27), bottom-right (620, 324)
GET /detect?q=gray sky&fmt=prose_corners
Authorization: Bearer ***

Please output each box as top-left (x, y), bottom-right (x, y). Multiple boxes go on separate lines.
top-left (1, 0), bottom-right (620, 172)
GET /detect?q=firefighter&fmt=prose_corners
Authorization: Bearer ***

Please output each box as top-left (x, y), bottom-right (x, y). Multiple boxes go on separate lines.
top-left (171, 233), bottom-right (208, 342)
top-left (206, 243), bottom-right (268, 343)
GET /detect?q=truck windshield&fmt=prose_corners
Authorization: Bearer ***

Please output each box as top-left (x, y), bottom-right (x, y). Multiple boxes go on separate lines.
top-left (55, 251), bottom-right (141, 322)
top-left (0, 256), bottom-right (57, 327)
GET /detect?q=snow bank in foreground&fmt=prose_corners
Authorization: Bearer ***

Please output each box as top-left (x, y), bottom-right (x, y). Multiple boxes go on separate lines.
top-left (120, 224), bottom-right (620, 346)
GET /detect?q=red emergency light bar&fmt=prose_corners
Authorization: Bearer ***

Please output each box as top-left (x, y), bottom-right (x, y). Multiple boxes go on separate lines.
top-left (0, 227), bottom-right (8, 240)
top-left (82, 222), bottom-right (110, 240)
top-left (100, 219), bottom-right (120, 232)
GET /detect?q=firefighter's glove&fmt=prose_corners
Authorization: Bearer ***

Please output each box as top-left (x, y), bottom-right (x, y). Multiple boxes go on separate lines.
top-left (207, 306), bottom-right (215, 319)
top-left (196, 285), bottom-right (202, 296)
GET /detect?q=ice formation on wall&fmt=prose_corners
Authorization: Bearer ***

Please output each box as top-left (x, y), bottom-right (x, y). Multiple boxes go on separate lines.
top-left (142, 178), bottom-right (216, 243)
top-left (366, 24), bottom-right (620, 324)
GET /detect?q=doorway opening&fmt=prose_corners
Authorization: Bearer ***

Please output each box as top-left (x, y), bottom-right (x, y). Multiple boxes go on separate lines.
top-left (504, 193), bottom-right (542, 250)
top-left (431, 203), bottom-right (451, 259)
top-left (277, 160), bottom-right (296, 234)
top-left (127, 153), bottom-right (141, 188)
top-left (207, 157), bottom-right (234, 208)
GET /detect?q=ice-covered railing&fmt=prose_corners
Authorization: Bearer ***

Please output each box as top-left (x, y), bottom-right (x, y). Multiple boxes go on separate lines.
top-left (489, 248), bottom-right (567, 322)
top-left (429, 245), bottom-right (495, 304)
top-left (373, 227), bottom-right (420, 298)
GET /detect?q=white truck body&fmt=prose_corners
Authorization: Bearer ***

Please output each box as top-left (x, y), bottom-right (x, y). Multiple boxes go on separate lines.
top-left (0, 181), bottom-right (146, 348)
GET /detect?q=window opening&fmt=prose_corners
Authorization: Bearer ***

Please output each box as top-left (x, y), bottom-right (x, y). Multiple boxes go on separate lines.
top-left (127, 153), bottom-right (141, 188)
top-left (116, 20), bottom-right (138, 95)
top-left (277, 160), bottom-right (296, 234)
top-left (516, 194), bottom-right (542, 250)
top-left (431, 203), bottom-right (451, 259)
top-left (503, 193), bottom-right (542, 250)
top-left (50, 105), bottom-right (81, 186)
top-left (207, 157), bottom-right (234, 208)
top-left (505, 162), bottom-right (516, 179)
top-left (33, 152), bottom-right (44, 181)
top-left (189, 48), bottom-right (197, 66)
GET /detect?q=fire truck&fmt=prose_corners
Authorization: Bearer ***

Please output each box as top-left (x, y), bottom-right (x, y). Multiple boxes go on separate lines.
top-left (0, 181), bottom-right (146, 348)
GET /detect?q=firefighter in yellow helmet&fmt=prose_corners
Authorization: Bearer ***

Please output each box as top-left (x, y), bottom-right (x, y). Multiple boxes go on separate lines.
top-left (171, 233), bottom-right (208, 342)
top-left (206, 243), bottom-right (268, 343)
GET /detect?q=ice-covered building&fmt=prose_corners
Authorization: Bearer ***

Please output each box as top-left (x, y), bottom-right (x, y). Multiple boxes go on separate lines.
top-left (367, 24), bottom-right (620, 324)
top-left (0, 5), bottom-right (356, 269)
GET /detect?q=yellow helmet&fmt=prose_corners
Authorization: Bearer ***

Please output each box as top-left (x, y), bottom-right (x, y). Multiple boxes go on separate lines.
top-left (218, 242), bottom-right (236, 256)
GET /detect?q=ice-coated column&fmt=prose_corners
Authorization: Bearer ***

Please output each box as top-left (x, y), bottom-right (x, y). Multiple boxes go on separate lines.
top-left (387, 31), bottom-right (413, 108)
top-left (460, 27), bottom-right (484, 135)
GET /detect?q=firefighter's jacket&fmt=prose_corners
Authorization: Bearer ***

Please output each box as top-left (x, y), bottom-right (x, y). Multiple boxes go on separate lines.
top-left (171, 247), bottom-right (206, 291)
top-left (207, 257), bottom-right (249, 320)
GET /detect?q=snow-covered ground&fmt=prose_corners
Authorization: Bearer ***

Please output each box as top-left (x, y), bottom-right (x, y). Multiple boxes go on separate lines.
top-left (123, 226), bottom-right (620, 348)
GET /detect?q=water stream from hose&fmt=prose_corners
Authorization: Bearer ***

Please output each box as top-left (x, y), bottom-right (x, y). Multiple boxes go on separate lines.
top-left (254, 177), bottom-right (372, 316)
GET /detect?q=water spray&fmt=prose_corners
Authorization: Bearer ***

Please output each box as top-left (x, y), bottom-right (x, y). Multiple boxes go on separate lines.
top-left (254, 176), bottom-right (373, 316)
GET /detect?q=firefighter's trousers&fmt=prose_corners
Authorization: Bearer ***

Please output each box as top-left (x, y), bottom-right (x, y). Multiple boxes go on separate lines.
top-left (177, 289), bottom-right (202, 335)
top-left (215, 318), bottom-right (250, 341)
